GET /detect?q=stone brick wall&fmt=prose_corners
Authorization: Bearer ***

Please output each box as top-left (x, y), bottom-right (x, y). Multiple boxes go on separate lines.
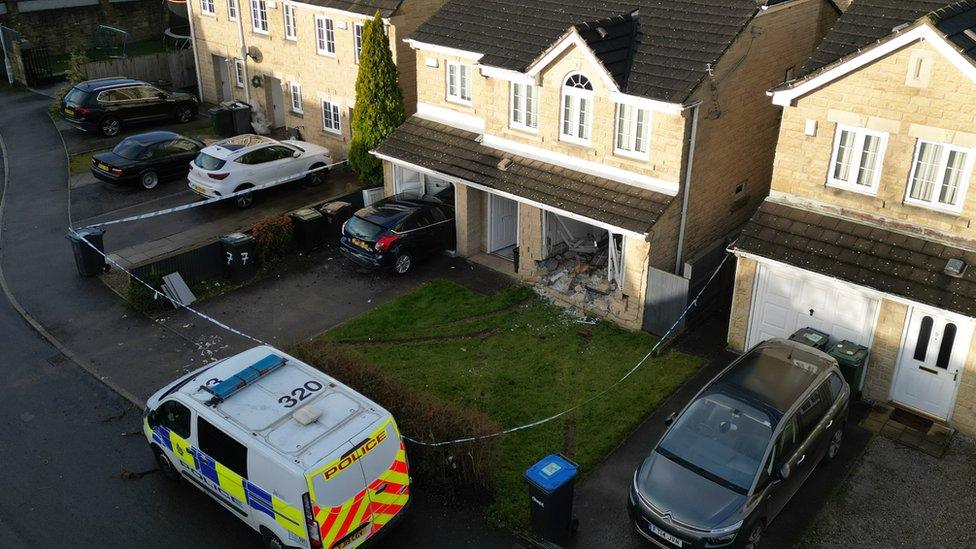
top-left (772, 39), bottom-right (976, 245)
top-left (952, 334), bottom-right (976, 437)
top-left (0, 0), bottom-right (167, 56)
top-left (862, 299), bottom-right (908, 402)
top-left (727, 255), bottom-right (758, 352)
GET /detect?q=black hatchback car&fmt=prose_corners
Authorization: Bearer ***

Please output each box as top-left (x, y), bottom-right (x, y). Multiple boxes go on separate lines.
top-left (629, 339), bottom-right (850, 549)
top-left (339, 192), bottom-right (456, 274)
top-left (91, 131), bottom-right (205, 189)
top-left (60, 78), bottom-right (198, 137)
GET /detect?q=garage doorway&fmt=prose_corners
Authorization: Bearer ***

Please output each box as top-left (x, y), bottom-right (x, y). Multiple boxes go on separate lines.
top-left (488, 194), bottom-right (518, 259)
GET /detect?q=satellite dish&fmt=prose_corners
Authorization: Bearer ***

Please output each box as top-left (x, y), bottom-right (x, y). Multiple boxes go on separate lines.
top-left (247, 46), bottom-right (262, 63)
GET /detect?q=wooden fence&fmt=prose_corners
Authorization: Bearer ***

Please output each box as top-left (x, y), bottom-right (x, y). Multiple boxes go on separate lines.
top-left (85, 49), bottom-right (196, 89)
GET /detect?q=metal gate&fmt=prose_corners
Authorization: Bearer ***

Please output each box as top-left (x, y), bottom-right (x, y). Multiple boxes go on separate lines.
top-left (21, 46), bottom-right (53, 87)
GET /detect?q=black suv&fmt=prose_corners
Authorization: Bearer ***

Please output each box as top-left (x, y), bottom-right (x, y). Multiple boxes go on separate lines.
top-left (60, 78), bottom-right (198, 137)
top-left (339, 191), bottom-right (456, 274)
top-left (629, 339), bottom-right (850, 549)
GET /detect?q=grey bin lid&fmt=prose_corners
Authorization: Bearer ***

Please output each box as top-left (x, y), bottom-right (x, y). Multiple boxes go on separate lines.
top-left (320, 201), bottom-right (351, 215)
top-left (291, 208), bottom-right (322, 221)
top-left (220, 232), bottom-right (253, 244)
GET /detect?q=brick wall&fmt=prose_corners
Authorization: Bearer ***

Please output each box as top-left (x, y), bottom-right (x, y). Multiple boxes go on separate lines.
top-left (863, 299), bottom-right (908, 403)
top-left (727, 255), bottom-right (758, 352)
top-left (772, 40), bottom-right (976, 245)
top-left (953, 334), bottom-right (976, 437)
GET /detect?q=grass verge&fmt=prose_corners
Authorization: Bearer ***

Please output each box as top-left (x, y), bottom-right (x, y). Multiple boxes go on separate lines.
top-left (303, 280), bottom-right (701, 530)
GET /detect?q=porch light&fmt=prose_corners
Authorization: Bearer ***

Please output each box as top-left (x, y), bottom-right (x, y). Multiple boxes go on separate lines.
top-left (945, 258), bottom-right (967, 278)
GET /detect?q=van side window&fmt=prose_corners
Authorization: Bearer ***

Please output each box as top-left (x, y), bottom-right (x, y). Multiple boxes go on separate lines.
top-left (826, 373), bottom-right (844, 401)
top-left (198, 416), bottom-right (248, 479)
top-left (796, 387), bottom-right (829, 440)
top-left (154, 400), bottom-right (192, 438)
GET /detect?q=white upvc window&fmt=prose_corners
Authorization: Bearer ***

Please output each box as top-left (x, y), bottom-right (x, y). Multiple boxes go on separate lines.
top-left (290, 82), bottom-right (302, 114)
top-left (322, 99), bottom-right (341, 134)
top-left (560, 73), bottom-right (593, 145)
top-left (510, 82), bottom-right (538, 131)
top-left (200, 0), bottom-right (215, 15)
top-left (447, 62), bottom-right (472, 104)
top-left (315, 16), bottom-right (335, 56)
top-left (250, 0), bottom-right (269, 34)
top-left (234, 59), bottom-right (245, 88)
top-left (615, 103), bottom-right (651, 158)
top-left (905, 140), bottom-right (974, 213)
top-left (827, 125), bottom-right (888, 194)
top-left (226, 0), bottom-right (237, 20)
top-left (353, 23), bottom-right (364, 64)
top-left (283, 5), bottom-right (297, 40)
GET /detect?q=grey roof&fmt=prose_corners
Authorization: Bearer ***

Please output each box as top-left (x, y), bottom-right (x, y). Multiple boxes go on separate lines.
top-left (373, 117), bottom-right (674, 234)
top-left (298, 0), bottom-right (404, 18)
top-left (732, 201), bottom-right (976, 318)
top-left (800, 0), bottom-right (957, 76)
top-left (410, 0), bottom-right (767, 104)
top-left (930, 0), bottom-right (976, 61)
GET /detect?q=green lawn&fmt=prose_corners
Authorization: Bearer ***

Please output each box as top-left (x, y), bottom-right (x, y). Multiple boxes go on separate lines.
top-left (69, 149), bottom-right (106, 175)
top-left (318, 281), bottom-right (701, 529)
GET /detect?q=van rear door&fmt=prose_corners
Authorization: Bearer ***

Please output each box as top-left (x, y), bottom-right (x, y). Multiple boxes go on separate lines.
top-left (354, 418), bottom-right (409, 539)
top-left (307, 441), bottom-right (373, 549)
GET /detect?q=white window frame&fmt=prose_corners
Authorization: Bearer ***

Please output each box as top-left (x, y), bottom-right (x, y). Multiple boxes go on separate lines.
top-left (234, 59), bottom-right (245, 88)
top-left (283, 4), bottom-right (297, 40)
top-left (560, 72), bottom-right (594, 146)
top-left (608, 232), bottom-right (626, 286)
top-left (250, 0), bottom-right (269, 34)
top-left (614, 103), bottom-right (651, 159)
top-left (321, 99), bottom-right (341, 134)
top-left (826, 124), bottom-right (888, 195)
top-left (290, 82), bottom-right (302, 114)
top-left (200, 0), bottom-right (216, 15)
top-left (226, 0), bottom-right (237, 20)
top-left (446, 62), bottom-right (472, 105)
top-left (905, 139), bottom-right (975, 214)
top-left (353, 23), bottom-right (364, 64)
top-left (314, 16), bottom-right (335, 56)
top-left (510, 82), bottom-right (538, 132)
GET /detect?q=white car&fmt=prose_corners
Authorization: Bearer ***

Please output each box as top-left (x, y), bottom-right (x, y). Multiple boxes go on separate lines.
top-left (188, 134), bottom-right (333, 208)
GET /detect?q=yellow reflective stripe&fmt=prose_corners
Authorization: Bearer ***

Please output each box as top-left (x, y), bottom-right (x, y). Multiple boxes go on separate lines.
top-left (273, 496), bottom-right (305, 538)
top-left (321, 502), bottom-right (353, 548)
top-left (379, 471), bottom-right (409, 487)
top-left (214, 461), bottom-right (246, 505)
top-left (346, 497), bottom-right (371, 541)
top-left (169, 431), bottom-right (195, 469)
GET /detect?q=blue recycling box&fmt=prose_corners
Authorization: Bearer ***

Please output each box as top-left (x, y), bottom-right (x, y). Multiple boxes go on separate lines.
top-left (524, 454), bottom-right (579, 543)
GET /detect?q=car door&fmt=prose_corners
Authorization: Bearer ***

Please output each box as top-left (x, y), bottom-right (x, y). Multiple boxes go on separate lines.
top-left (129, 85), bottom-right (169, 121)
top-left (159, 138), bottom-right (202, 178)
top-left (235, 146), bottom-right (278, 185)
top-left (97, 89), bottom-right (130, 120)
top-left (114, 86), bottom-right (150, 122)
top-left (149, 399), bottom-right (196, 475)
top-left (765, 415), bottom-right (801, 519)
top-left (400, 211), bottom-right (435, 255)
top-left (193, 415), bottom-right (252, 520)
top-left (264, 145), bottom-right (301, 183)
top-left (794, 384), bottom-right (833, 467)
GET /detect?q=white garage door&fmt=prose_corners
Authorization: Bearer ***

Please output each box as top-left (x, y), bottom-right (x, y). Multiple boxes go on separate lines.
top-left (747, 263), bottom-right (880, 349)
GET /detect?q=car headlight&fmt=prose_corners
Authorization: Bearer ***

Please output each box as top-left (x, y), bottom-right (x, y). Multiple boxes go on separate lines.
top-left (704, 521), bottom-right (742, 546)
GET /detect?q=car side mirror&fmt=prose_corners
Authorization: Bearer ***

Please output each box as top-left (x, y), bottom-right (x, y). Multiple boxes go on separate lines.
top-left (292, 151), bottom-right (301, 158)
top-left (664, 412), bottom-right (677, 426)
top-left (146, 409), bottom-right (158, 428)
top-left (778, 463), bottom-right (791, 481)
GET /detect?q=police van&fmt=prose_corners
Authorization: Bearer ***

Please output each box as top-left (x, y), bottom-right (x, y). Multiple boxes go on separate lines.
top-left (143, 346), bottom-right (410, 549)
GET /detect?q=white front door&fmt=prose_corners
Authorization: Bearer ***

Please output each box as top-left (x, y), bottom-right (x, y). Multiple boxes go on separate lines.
top-left (891, 307), bottom-right (972, 420)
top-left (213, 55), bottom-right (232, 102)
top-left (488, 194), bottom-right (518, 253)
top-left (266, 76), bottom-right (285, 128)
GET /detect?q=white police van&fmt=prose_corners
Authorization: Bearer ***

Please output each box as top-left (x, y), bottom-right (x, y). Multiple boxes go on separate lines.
top-left (144, 346), bottom-right (411, 549)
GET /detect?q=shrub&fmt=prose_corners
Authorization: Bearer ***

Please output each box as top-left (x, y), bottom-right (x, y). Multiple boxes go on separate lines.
top-left (250, 215), bottom-right (295, 262)
top-left (290, 342), bottom-right (500, 501)
top-left (51, 50), bottom-right (89, 115)
top-left (126, 267), bottom-right (171, 315)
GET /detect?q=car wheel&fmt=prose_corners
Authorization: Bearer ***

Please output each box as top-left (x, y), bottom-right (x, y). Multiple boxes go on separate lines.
top-left (140, 170), bottom-right (159, 190)
top-left (100, 116), bottom-right (121, 137)
top-left (175, 105), bottom-right (195, 123)
top-left (153, 446), bottom-right (181, 481)
top-left (261, 529), bottom-right (286, 549)
top-left (305, 163), bottom-right (328, 187)
top-left (742, 521), bottom-right (763, 549)
top-left (234, 185), bottom-right (255, 209)
top-left (394, 252), bottom-right (413, 275)
top-left (825, 424), bottom-right (845, 462)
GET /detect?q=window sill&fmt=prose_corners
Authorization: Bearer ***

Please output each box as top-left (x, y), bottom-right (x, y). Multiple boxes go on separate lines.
top-left (201, 11), bottom-right (216, 17)
top-left (505, 126), bottom-right (541, 142)
top-left (251, 29), bottom-right (271, 37)
top-left (446, 97), bottom-right (473, 108)
top-left (290, 110), bottom-right (303, 117)
top-left (903, 197), bottom-right (964, 216)
top-left (316, 51), bottom-right (337, 58)
top-left (613, 149), bottom-right (650, 162)
top-left (559, 135), bottom-right (593, 149)
top-left (285, 37), bottom-right (298, 42)
top-left (322, 128), bottom-right (343, 137)
top-left (825, 180), bottom-right (879, 197)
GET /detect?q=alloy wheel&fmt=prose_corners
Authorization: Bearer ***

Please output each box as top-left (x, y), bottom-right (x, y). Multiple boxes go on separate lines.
top-left (176, 107), bottom-right (193, 123)
top-left (744, 523), bottom-right (763, 549)
top-left (395, 254), bottom-right (412, 274)
top-left (141, 171), bottom-right (159, 190)
top-left (101, 117), bottom-right (120, 137)
top-left (235, 192), bottom-right (254, 209)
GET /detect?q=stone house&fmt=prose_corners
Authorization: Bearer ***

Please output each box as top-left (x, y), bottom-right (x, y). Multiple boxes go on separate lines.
top-left (186, 0), bottom-right (447, 158)
top-left (728, 0), bottom-right (976, 436)
top-left (372, 0), bottom-right (839, 331)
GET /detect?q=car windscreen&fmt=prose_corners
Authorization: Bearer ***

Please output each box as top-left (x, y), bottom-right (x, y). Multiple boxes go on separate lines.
top-left (344, 216), bottom-right (385, 241)
top-left (655, 393), bottom-right (772, 493)
top-left (194, 152), bottom-right (226, 170)
top-left (64, 87), bottom-right (90, 106)
top-left (112, 137), bottom-right (149, 160)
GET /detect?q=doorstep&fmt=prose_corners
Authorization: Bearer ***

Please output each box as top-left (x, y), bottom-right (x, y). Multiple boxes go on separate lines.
top-left (860, 403), bottom-right (955, 458)
top-left (468, 252), bottom-right (516, 276)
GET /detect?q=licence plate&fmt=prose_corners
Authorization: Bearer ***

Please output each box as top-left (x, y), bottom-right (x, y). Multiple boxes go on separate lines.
top-left (191, 184), bottom-right (207, 194)
top-left (97, 162), bottom-right (109, 172)
top-left (64, 107), bottom-right (74, 116)
top-left (352, 238), bottom-right (370, 250)
top-left (648, 522), bottom-right (683, 547)
top-left (333, 523), bottom-right (370, 548)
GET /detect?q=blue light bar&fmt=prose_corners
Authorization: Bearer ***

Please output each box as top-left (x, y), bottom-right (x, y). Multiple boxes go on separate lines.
top-left (203, 353), bottom-right (286, 404)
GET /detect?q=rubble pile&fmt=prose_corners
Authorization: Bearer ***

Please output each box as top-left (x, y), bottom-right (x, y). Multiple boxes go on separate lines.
top-left (537, 237), bottom-right (616, 311)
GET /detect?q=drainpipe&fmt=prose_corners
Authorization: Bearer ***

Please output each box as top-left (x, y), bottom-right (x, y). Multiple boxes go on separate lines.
top-left (185, 0), bottom-right (205, 100)
top-left (674, 102), bottom-right (701, 275)
top-left (236, 1), bottom-right (251, 104)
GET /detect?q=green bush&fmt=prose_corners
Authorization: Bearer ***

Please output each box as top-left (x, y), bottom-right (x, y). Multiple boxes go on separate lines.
top-left (51, 50), bottom-right (89, 115)
top-left (290, 342), bottom-right (500, 502)
top-left (126, 267), bottom-right (171, 315)
top-left (251, 215), bottom-right (295, 262)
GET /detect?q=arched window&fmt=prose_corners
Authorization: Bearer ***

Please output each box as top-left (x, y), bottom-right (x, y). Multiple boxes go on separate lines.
top-left (936, 323), bottom-right (957, 369)
top-left (561, 73), bottom-right (594, 144)
top-left (913, 315), bottom-right (933, 361)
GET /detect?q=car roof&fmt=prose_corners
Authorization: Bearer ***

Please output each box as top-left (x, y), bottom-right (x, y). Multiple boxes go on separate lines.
top-left (708, 339), bottom-right (836, 422)
top-left (173, 346), bottom-right (389, 471)
top-left (203, 134), bottom-right (278, 158)
top-left (76, 77), bottom-right (146, 91)
top-left (119, 131), bottom-right (182, 146)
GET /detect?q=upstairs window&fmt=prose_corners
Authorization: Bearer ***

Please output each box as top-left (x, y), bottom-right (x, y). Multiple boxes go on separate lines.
top-left (226, 0), bottom-right (237, 20)
top-left (560, 73), bottom-right (593, 145)
top-left (283, 5), bottom-right (297, 40)
top-left (906, 140), bottom-right (973, 213)
top-left (250, 0), bottom-right (268, 34)
top-left (447, 62), bottom-right (472, 104)
top-left (315, 16), bottom-right (335, 55)
top-left (510, 82), bottom-right (538, 131)
top-left (615, 103), bottom-right (650, 157)
top-left (828, 125), bottom-right (887, 194)
top-left (354, 23), bottom-right (364, 64)
top-left (200, 0), bottom-right (215, 15)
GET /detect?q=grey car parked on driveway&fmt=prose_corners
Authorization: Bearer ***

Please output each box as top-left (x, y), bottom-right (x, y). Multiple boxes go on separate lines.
top-left (629, 338), bottom-right (850, 549)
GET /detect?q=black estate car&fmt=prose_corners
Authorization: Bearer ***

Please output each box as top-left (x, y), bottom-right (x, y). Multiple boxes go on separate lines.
top-left (60, 78), bottom-right (198, 137)
top-left (91, 131), bottom-right (205, 189)
top-left (629, 339), bottom-right (850, 549)
top-left (340, 192), bottom-right (456, 274)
